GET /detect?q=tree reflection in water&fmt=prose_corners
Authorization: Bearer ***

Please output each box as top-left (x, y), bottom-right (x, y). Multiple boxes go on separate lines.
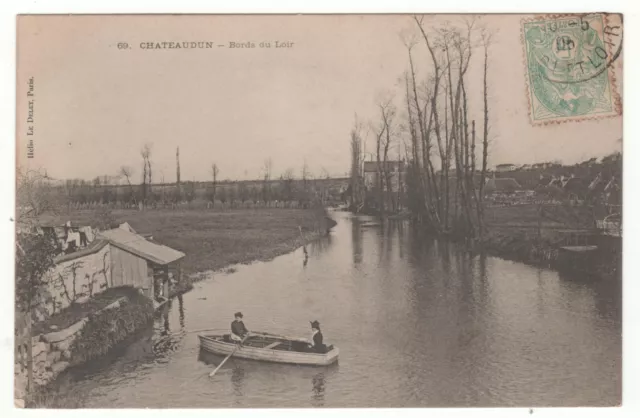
top-left (152, 301), bottom-right (185, 361)
top-left (162, 307), bottom-right (170, 335)
top-left (309, 234), bottom-right (333, 257)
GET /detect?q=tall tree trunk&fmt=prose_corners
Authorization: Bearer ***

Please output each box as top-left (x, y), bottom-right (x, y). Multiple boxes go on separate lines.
top-left (479, 39), bottom-right (490, 235)
top-left (471, 120), bottom-right (476, 177)
top-left (444, 90), bottom-right (450, 231)
top-left (415, 19), bottom-right (446, 231)
top-left (376, 132), bottom-right (383, 216)
top-left (176, 147), bottom-right (181, 202)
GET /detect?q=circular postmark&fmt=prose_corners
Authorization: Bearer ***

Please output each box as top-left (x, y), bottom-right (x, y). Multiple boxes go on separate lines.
top-left (522, 13), bottom-right (623, 120)
top-left (526, 13), bottom-right (622, 84)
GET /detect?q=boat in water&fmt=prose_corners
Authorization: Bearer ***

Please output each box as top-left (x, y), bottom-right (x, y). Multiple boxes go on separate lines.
top-left (198, 332), bottom-right (339, 366)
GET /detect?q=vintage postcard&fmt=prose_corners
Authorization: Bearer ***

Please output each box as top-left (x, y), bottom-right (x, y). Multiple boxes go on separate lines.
top-left (15, 14), bottom-right (622, 408)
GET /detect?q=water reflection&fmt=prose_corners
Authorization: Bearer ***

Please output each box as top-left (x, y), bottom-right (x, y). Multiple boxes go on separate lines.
top-left (178, 295), bottom-right (185, 329)
top-left (397, 221), bottom-right (405, 260)
top-left (231, 366), bottom-right (246, 397)
top-left (309, 234), bottom-right (333, 257)
top-left (351, 218), bottom-right (363, 265)
top-left (152, 301), bottom-right (185, 361)
top-left (311, 372), bottom-right (325, 406)
top-left (162, 306), bottom-right (170, 335)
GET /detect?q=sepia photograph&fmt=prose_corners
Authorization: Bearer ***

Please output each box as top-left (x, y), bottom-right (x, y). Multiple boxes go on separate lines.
top-left (14, 13), bottom-right (623, 408)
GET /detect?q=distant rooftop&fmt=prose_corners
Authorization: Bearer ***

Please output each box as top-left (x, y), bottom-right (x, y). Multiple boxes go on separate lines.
top-left (363, 160), bottom-right (405, 173)
top-left (484, 177), bottom-right (521, 192)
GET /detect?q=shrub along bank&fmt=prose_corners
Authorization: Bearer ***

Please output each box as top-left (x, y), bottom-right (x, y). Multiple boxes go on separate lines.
top-left (478, 228), bottom-right (621, 280)
top-left (68, 288), bottom-right (153, 365)
top-left (26, 287), bottom-right (154, 407)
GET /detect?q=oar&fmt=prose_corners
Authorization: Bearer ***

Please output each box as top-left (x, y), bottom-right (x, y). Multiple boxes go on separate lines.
top-left (209, 334), bottom-right (250, 377)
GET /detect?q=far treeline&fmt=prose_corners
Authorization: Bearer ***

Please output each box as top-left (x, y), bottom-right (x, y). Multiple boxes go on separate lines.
top-left (33, 150), bottom-right (347, 210)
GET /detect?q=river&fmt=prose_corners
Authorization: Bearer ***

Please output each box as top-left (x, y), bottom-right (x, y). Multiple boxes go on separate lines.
top-left (50, 211), bottom-right (621, 407)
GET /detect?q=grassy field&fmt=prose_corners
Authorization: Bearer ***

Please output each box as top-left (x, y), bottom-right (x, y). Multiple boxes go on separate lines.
top-left (40, 208), bottom-right (330, 275)
top-left (484, 203), bottom-right (598, 231)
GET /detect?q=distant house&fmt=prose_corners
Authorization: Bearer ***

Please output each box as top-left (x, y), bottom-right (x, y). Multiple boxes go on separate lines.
top-left (596, 213), bottom-right (621, 237)
top-left (561, 177), bottom-right (588, 200)
top-left (483, 177), bottom-right (521, 195)
top-left (532, 162), bottom-right (553, 170)
top-left (363, 160), bottom-right (405, 192)
top-left (535, 184), bottom-right (565, 199)
top-left (495, 163), bottom-right (516, 172)
top-left (603, 176), bottom-right (621, 206)
top-left (546, 175), bottom-right (565, 188)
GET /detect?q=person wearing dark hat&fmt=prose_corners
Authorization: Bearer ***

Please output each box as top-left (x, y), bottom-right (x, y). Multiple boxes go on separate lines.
top-left (231, 312), bottom-right (250, 344)
top-left (308, 320), bottom-right (327, 353)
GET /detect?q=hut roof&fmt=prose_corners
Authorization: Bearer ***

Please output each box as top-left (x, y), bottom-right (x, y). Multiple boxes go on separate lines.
top-left (98, 228), bottom-right (184, 265)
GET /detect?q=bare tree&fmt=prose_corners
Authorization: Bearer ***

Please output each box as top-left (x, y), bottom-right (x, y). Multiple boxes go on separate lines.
top-left (262, 158), bottom-right (273, 205)
top-left (140, 143), bottom-right (153, 206)
top-left (478, 27), bottom-right (494, 236)
top-left (119, 166), bottom-right (137, 205)
top-left (371, 97), bottom-right (395, 216)
top-left (397, 15), bottom-right (491, 238)
top-left (349, 116), bottom-right (364, 211)
top-left (175, 147), bottom-right (181, 203)
top-left (160, 170), bottom-right (166, 204)
top-left (380, 100), bottom-right (397, 212)
top-left (210, 163), bottom-right (219, 205)
top-left (301, 160), bottom-right (311, 206)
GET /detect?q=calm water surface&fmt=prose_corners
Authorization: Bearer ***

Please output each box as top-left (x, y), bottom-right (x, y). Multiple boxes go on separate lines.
top-left (53, 211), bottom-right (621, 407)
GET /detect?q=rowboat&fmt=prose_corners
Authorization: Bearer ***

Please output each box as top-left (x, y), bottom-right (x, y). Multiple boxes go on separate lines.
top-left (198, 332), bottom-right (339, 366)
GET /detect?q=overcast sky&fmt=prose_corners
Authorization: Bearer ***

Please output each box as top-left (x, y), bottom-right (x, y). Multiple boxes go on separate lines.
top-left (17, 14), bottom-right (622, 183)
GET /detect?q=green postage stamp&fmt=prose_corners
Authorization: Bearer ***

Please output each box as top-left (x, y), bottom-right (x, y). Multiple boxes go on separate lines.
top-left (522, 13), bottom-right (623, 124)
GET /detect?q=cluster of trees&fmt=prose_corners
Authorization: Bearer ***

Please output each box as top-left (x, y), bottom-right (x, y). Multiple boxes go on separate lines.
top-left (350, 16), bottom-right (493, 238)
top-left (55, 177), bottom-right (343, 209)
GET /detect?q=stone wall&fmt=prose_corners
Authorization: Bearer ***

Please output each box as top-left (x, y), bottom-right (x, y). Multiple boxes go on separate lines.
top-left (18, 297), bottom-right (125, 389)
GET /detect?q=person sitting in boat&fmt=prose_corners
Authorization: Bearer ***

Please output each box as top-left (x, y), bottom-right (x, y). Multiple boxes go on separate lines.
top-left (231, 312), bottom-right (250, 345)
top-left (308, 320), bottom-right (327, 353)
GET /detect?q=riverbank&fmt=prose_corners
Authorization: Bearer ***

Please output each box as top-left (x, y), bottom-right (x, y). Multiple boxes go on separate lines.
top-left (41, 207), bottom-right (335, 275)
top-left (356, 202), bottom-right (619, 280)
top-left (352, 206), bottom-right (620, 280)
top-left (477, 227), bottom-right (621, 280)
